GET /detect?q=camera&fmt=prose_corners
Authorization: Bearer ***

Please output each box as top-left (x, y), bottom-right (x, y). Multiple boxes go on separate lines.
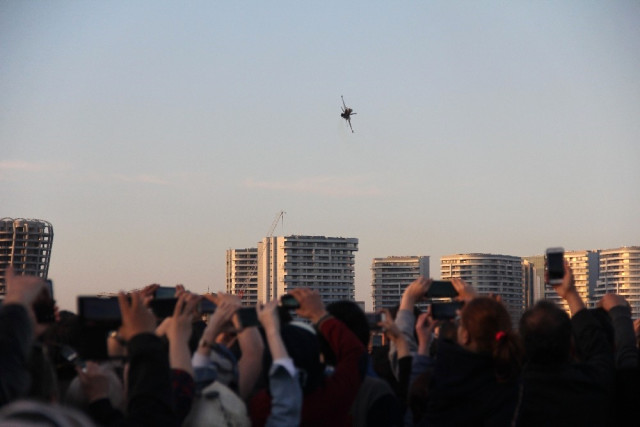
top-left (78, 296), bottom-right (122, 326)
top-left (153, 286), bottom-right (176, 299)
top-left (545, 247), bottom-right (565, 286)
top-left (425, 280), bottom-right (458, 299)
top-left (431, 301), bottom-right (464, 320)
top-left (280, 294), bottom-right (300, 309)
top-left (232, 307), bottom-right (260, 330)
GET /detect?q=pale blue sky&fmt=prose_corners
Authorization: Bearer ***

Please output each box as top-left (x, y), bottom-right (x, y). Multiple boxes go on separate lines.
top-left (2, 1), bottom-right (639, 311)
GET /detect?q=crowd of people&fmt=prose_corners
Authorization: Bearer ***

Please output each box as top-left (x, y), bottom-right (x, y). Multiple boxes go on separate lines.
top-left (0, 261), bottom-right (638, 426)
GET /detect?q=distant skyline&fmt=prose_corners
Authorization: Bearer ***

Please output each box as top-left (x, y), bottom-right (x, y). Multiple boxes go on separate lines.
top-left (2, 1), bottom-right (639, 312)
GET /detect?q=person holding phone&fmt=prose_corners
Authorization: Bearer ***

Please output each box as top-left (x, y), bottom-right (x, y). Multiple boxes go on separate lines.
top-left (516, 261), bottom-right (615, 427)
top-left (416, 279), bottom-right (524, 426)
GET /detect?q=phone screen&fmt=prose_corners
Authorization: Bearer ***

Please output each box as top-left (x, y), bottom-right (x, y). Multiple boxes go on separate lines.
top-left (154, 286), bottom-right (175, 299)
top-left (280, 294), bottom-right (300, 309)
top-left (365, 312), bottom-right (384, 330)
top-left (546, 247), bottom-right (565, 285)
top-left (78, 296), bottom-right (122, 322)
top-left (149, 298), bottom-right (178, 318)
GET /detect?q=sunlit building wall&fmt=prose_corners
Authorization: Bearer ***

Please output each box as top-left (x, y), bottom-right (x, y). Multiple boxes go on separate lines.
top-left (441, 253), bottom-right (524, 320)
top-left (226, 248), bottom-right (258, 306)
top-left (371, 256), bottom-right (430, 311)
top-left (258, 236), bottom-right (358, 305)
top-left (593, 246), bottom-right (640, 315)
top-left (0, 218), bottom-right (54, 294)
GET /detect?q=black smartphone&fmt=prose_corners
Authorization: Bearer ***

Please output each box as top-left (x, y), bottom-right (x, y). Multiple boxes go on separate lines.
top-left (199, 298), bottom-right (217, 314)
top-left (546, 247), bottom-right (565, 286)
top-left (45, 279), bottom-right (54, 299)
top-left (365, 312), bottom-right (386, 330)
top-left (149, 298), bottom-right (178, 318)
top-left (34, 280), bottom-right (56, 324)
top-left (280, 294), bottom-right (300, 309)
top-left (60, 345), bottom-right (86, 370)
top-left (154, 286), bottom-right (175, 299)
top-left (78, 296), bottom-right (122, 324)
top-left (431, 301), bottom-right (464, 320)
top-left (233, 307), bottom-right (259, 330)
top-left (425, 280), bottom-right (458, 299)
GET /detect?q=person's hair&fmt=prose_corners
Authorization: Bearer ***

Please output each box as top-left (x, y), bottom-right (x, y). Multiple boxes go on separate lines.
top-left (326, 300), bottom-right (370, 347)
top-left (460, 297), bottom-right (523, 382)
top-left (519, 300), bottom-right (571, 365)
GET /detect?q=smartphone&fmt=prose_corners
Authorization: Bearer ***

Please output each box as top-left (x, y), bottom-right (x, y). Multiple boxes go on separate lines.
top-left (546, 247), bottom-right (565, 286)
top-left (78, 296), bottom-right (122, 324)
top-left (365, 312), bottom-right (386, 330)
top-left (199, 298), bottom-right (217, 314)
top-left (45, 279), bottom-right (54, 299)
top-left (60, 345), bottom-right (86, 370)
top-left (280, 294), bottom-right (300, 309)
top-left (149, 298), bottom-right (178, 318)
top-left (425, 280), bottom-right (458, 299)
top-left (431, 301), bottom-right (464, 320)
top-left (232, 307), bottom-right (259, 330)
top-left (154, 286), bottom-right (176, 299)
top-left (34, 280), bottom-right (56, 323)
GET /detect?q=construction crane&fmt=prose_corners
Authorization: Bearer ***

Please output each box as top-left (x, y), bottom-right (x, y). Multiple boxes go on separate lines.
top-left (235, 210), bottom-right (285, 305)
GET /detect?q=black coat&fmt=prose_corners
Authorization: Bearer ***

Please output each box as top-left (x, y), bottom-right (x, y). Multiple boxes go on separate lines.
top-left (420, 339), bottom-right (519, 427)
top-left (514, 309), bottom-right (615, 427)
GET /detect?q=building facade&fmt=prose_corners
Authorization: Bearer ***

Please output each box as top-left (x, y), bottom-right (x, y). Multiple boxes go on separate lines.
top-left (226, 248), bottom-right (259, 306)
top-left (0, 218), bottom-right (54, 294)
top-left (371, 256), bottom-right (429, 311)
top-left (257, 235), bottom-right (358, 305)
top-left (441, 253), bottom-right (524, 320)
top-left (593, 246), bottom-right (640, 315)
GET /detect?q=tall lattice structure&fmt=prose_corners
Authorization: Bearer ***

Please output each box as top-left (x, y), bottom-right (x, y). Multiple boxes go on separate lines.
top-left (0, 218), bottom-right (54, 294)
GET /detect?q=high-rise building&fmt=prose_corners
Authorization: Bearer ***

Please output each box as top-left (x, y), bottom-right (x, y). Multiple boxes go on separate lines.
top-left (522, 255), bottom-right (545, 304)
top-left (257, 235), bottom-right (358, 305)
top-left (371, 256), bottom-right (429, 311)
top-left (226, 248), bottom-right (258, 306)
top-left (441, 253), bottom-right (524, 320)
top-left (0, 218), bottom-right (54, 294)
top-left (593, 246), bottom-right (640, 314)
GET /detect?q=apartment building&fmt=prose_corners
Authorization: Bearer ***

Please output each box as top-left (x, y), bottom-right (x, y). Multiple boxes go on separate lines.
top-left (371, 256), bottom-right (429, 311)
top-left (593, 246), bottom-right (640, 315)
top-left (441, 253), bottom-right (524, 320)
top-left (225, 248), bottom-right (259, 306)
top-left (257, 235), bottom-right (358, 305)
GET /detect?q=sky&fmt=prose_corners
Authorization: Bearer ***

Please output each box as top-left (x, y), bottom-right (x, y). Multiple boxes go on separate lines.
top-left (2, 1), bottom-right (639, 312)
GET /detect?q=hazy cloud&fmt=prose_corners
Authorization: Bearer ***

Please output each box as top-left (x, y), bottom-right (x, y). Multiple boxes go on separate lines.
top-left (112, 174), bottom-right (170, 185)
top-left (0, 160), bottom-right (71, 172)
top-left (244, 175), bottom-right (382, 197)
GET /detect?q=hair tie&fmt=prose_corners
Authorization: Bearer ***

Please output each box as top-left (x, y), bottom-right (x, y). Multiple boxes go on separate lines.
top-left (495, 331), bottom-right (506, 342)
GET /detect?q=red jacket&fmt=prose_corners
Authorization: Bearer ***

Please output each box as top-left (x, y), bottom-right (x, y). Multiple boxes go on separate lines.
top-left (250, 316), bottom-right (366, 427)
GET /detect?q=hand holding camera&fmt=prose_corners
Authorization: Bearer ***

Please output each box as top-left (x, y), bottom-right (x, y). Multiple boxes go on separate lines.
top-left (118, 291), bottom-right (157, 342)
top-left (289, 288), bottom-right (327, 324)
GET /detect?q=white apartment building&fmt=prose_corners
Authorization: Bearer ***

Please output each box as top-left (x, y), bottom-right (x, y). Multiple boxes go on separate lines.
top-left (257, 235), bottom-right (358, 305)
top-left (226, 248), bottom-right (259, 306)
top-left (371, 256), bottom-right (429, 311)
top-left (542, 250), bottom-right (599, 314)
top-left (441, 253), bottom-right (524, 321)
top-left (593, 246), bottom-right (640, 315)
